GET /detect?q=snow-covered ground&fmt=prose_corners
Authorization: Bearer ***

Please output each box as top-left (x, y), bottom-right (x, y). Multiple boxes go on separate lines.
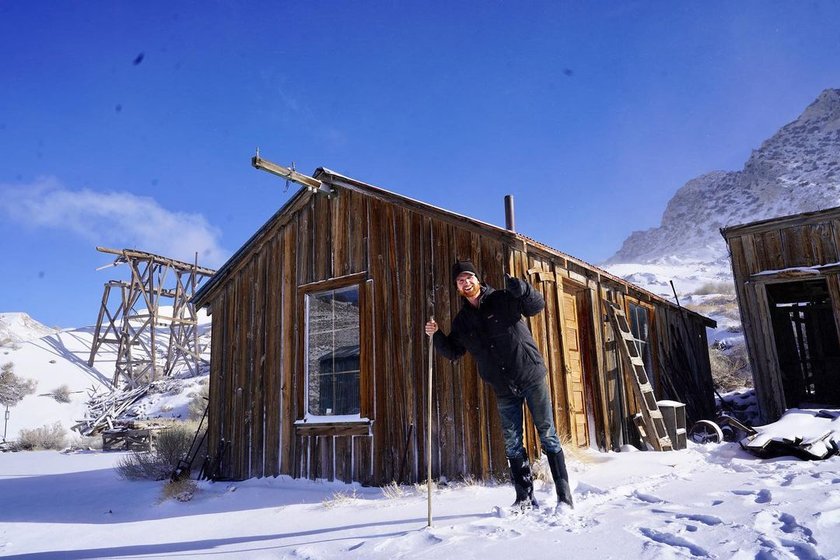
top-left (2, 432), bottom-right (840, 559)
top-left (3, 292), bottom-right (840, 559)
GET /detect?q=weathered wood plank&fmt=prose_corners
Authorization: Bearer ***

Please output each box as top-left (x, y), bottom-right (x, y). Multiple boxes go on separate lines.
top-left (781, 225), bottom-right (811, 268)
top-left (263, 234), bottom-right (282, 477)
top-left (334, 436), bottom-right (351, 483)
top-left (207, 287), bottom-right (226, 477)
top-left (479, 236), bottom-right (506, 478)
top-left (429, 218), bottom-right (451, 480)
top-left (280, 226), bottom-right (297, 476)
top-left (314, 193), bottom-right (333, 282)
top-left (368, 198), bottom-right (389, 483)
top-left (332, 189), bottom-right (349, 277)
top-left (297, 201), bottom-right (313, 286)
top-left (349, 190), bottom-right (368, 274)
top-left (251, 248), bottom-right (267, 477)
top-left (545, 262), bottom-right (569, 440)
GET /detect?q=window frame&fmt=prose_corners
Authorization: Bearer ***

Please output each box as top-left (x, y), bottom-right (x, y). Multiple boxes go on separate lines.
top-left (296, 273), bottom-right (371, 432)
top-left (625, 297), bottom-right (657, 391)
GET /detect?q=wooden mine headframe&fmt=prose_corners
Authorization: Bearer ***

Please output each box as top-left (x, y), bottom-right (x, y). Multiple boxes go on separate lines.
top-left (88, 247), bottom-right (216, 388)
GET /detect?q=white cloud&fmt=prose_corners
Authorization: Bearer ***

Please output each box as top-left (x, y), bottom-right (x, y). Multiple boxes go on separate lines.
top-left (0, 177), bottom-right (229, 268)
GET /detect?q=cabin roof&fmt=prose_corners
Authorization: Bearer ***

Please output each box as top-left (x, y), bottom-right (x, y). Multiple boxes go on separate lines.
top-left (193, 167), bottom-right (715, 326)
top-left (721, 205), bottom-right (840, 240)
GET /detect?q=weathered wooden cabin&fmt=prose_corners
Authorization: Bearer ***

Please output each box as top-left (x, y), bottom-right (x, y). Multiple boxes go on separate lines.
top-left (192, 160), bottom-right (716, 484)
top-left (722, 206), bottom-right (840, 422)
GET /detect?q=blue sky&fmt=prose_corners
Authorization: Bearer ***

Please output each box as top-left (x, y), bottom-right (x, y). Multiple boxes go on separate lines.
top-left (1, 1), bottom-right (839, 328)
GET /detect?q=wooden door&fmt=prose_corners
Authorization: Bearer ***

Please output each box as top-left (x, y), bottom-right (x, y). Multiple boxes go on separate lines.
top-left (561, 288), bottom-right (589, 448)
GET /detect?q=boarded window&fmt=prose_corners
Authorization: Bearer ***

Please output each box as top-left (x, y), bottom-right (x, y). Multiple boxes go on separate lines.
top-left (305, 285), bottom-right (361, 416)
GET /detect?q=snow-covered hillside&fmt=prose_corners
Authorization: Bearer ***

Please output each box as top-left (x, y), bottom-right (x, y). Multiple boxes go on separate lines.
top-left (0, 312), bottom-right (210, 442)
top-left (0, 312), bottom-right (58, 346)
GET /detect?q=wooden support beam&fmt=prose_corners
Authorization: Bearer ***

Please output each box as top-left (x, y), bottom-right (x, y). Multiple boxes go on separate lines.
top-left (252, 154), bottom-right (334, 196)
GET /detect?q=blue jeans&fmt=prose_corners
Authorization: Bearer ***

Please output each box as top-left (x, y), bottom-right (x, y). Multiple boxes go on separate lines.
top-left (496, 378), bottom-right (562, 459)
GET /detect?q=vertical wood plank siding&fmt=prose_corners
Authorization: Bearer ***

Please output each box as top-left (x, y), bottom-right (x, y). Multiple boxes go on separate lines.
top-left (201, 184), bottom-right (715, 483)
top-left (723, 210), bottom-right (840, 421)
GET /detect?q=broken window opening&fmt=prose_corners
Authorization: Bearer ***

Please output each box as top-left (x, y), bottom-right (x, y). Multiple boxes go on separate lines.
top-left (767, 279), bottom-right (840, 407)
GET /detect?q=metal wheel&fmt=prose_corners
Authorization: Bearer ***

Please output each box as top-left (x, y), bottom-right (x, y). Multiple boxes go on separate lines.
top-left (688, 420), bottom-right (724, 444)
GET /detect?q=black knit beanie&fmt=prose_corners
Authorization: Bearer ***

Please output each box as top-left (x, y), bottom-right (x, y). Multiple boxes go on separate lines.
top-left (451, 260), bottom-right (479, 283)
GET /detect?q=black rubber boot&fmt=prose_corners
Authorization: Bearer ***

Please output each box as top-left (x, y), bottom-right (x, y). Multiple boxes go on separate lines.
top-left (547, 449), bottom-right (574, 509)
top-left (508, 455), bottom-right (539, 509)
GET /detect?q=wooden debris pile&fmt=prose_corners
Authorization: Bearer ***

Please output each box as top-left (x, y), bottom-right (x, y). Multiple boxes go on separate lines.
top-left (739, 409), bottom-right (840, 461)
top-left (101, 420), bottom-right (171, 452)
top-left (72, 386), bottom-right (150, 436)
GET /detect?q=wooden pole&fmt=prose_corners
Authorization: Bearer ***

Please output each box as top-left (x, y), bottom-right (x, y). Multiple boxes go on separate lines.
top-left (427, 317), bottom-right (434, 528)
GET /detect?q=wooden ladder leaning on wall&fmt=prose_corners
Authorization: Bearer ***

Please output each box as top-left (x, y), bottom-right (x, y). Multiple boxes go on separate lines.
top-left (607, 301), bottom-right (674, 451)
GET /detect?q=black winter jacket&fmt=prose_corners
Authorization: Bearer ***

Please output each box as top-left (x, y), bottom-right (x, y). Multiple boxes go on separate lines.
top-left (432, 278), bottom-right (547, 397)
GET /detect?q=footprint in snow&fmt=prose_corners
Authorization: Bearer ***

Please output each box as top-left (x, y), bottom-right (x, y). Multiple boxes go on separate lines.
top-left (731, 488), bottom-right (772, 504)
top-left (756, 534), bottom-right (823, 560)
top-left (754, 509), bottom-right (818, 555)
top-left (637, 526), bottom-right (711, 558)
top-left (633, 490), bottom-right (666, 504)
top-left (755, 489), bottom-right (772, 504)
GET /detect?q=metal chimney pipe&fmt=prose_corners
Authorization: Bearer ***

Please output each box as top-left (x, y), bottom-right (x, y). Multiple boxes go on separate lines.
top-left (504, 195), bottom-right (515, 232)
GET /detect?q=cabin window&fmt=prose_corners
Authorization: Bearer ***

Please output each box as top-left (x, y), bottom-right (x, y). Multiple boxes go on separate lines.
top-left (628, 302), bottom-right (654, 382)
top-left (304, 285), bottom-right (361, 418)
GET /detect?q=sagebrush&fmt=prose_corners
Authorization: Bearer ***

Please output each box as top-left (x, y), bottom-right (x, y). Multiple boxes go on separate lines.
top-left (15, 421), bottom-right (67, 450)
top-left (50, 384), bottom-right (72, 403)
top-left (116, 422), bottom-right (202, 481)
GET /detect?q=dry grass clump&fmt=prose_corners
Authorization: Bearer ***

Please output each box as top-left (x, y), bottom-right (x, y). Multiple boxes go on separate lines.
top-left (692, 281), bottom-right (736, 296)
top-left (14, 421), bottom-right (67, 450)
top-left (381, 481), bottom-right (407, 499)
top-left (322, 489), bottom-right (360, 509)
top-left (161, 478), bottom-right (198, 502)
top-left (709, 345), bottom-right (752, 391)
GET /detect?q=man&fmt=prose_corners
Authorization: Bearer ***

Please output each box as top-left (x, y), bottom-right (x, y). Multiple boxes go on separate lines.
top-left (424, 260), bottom-right (574, 511)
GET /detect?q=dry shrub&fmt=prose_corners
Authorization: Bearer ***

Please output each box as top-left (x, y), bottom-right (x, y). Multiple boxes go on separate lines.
top-left (187, 382), bottom-right (209, 421)
top-left (709, 345), bottom-right (752, 391)
top-left (0, 362), bottom-right (37, 407)
top-left (15, 421), bottom-right (67, 450)
top-left (322, 489), bottom-right (360, 509)
top-left (50, 384), bottom-right (72, 403)
top-left (692, 281), bottom-right (736, 296)
top-left (115, 422), bottom-right (198, 481)
top-left (161, 478), bottom-right (198, 502)
top-left (381, 481), bottom-right (406, 499)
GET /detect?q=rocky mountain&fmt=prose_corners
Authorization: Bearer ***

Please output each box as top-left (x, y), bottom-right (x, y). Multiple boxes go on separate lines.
top-left (607, 88), bottom-right (840, 265)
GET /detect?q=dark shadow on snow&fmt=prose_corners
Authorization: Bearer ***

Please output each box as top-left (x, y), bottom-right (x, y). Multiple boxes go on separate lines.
top-left (1, 513), bottom-right (486, 559)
